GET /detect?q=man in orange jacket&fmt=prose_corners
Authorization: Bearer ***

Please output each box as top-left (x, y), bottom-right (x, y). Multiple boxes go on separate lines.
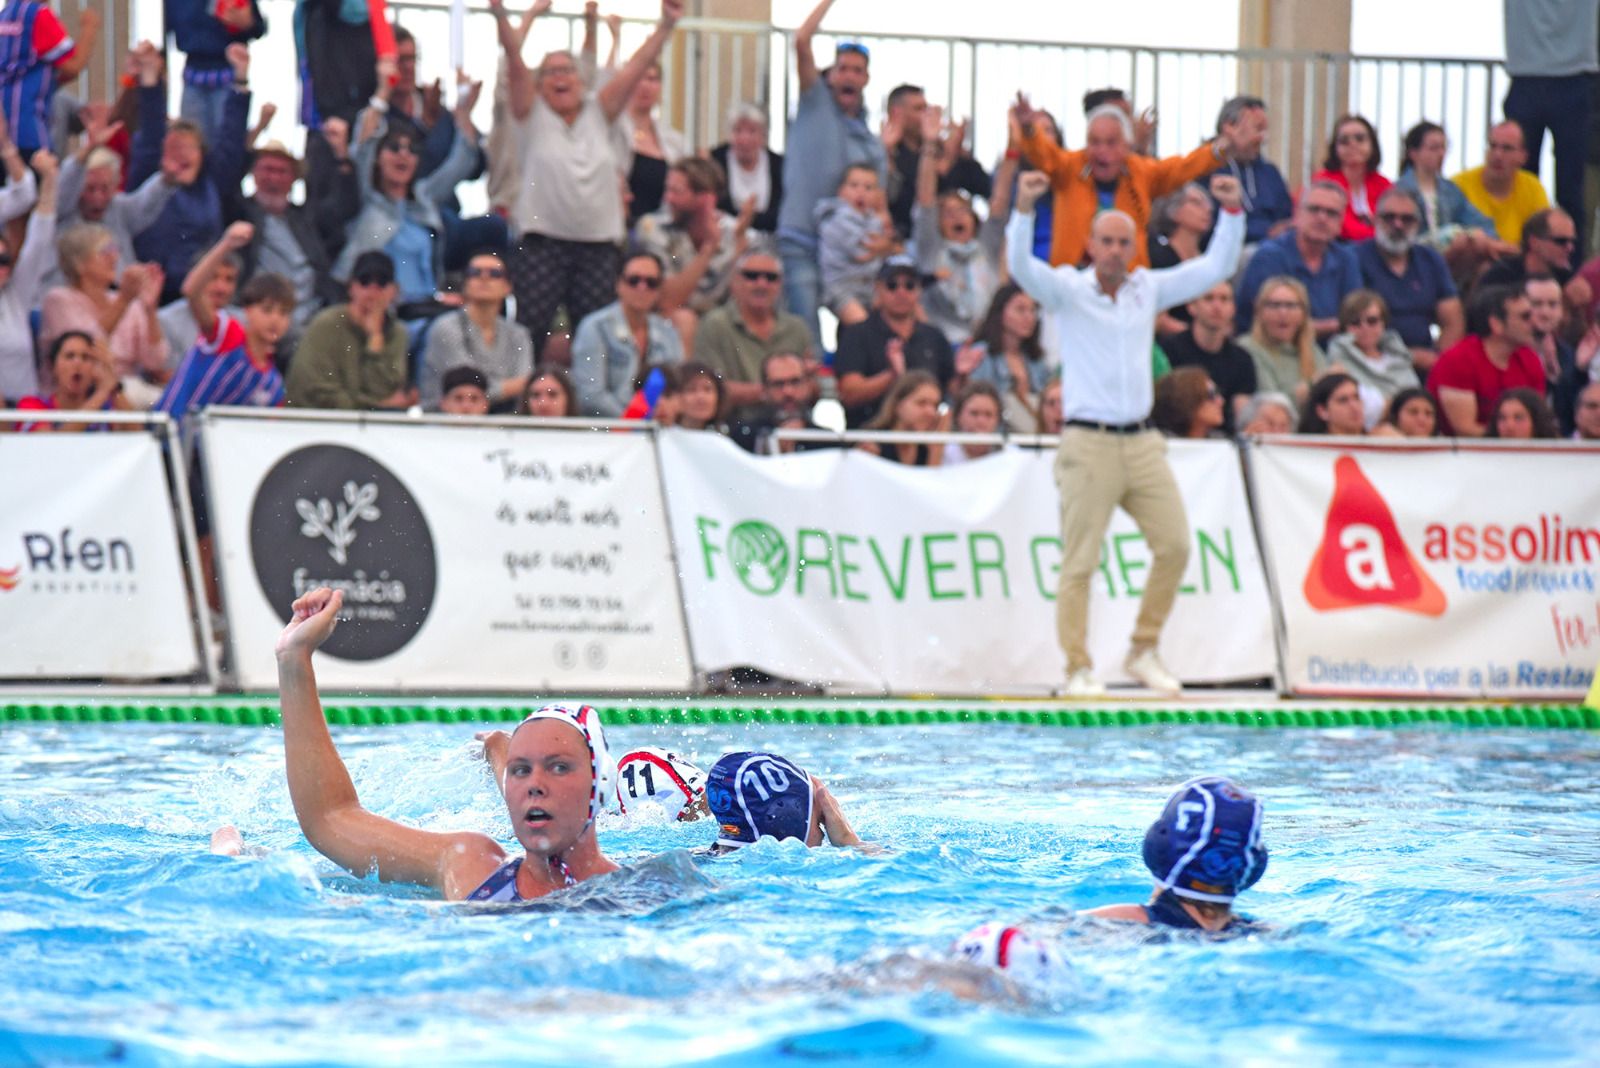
top-left (1014, 90), bottom-right (1248, 269)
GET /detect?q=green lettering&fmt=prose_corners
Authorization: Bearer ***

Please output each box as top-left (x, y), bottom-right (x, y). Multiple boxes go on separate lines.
top-left (968, 532), bottom-right (1009, 598)
top-left (923, 533), bottom-right (963, 600)
top-left (837, 534), bottom-right (868, 602)
top-left (794, 529), bottom-right (838, 598)
top-left (696, 516), bottom-right (722, 579)
top-left (1030, 537), bottom-right (1060, 600)
top-left (870, 536), bottom-right (914, 601)
top-left (1112, 532), bottom-right (1147, 597)
top-left (1198, 529), bottom-right (1240, 593)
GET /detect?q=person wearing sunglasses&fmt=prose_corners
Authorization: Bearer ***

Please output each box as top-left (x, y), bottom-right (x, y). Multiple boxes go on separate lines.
top-left (1477, 209), bottom-right (1592, 315)
top-left (1353, 186), bottom-right (1464, 375)
top-left (1426, 284), bottom-right (1547, 437)
top-left (1324, 290), bottom-right (1418, 429)
top-left (833, 257), bottom-right (955, 429)
top-left (570, 251), bottom-right (684, 418)
top-left (1235, 178), bottom-right (1362, 341)
top-left (286, 251), bottom-right (415, 411)
top-left (334, 74), bottom-right (484, 315)
top-left (419, 250), bottom-right (534, 412)
top-left (1310, 113), bottom-right (1390, 243)
top-left (693, 249), bottom-right (814, 416)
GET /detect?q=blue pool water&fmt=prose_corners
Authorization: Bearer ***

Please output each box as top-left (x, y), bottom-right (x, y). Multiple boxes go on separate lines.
top-left (2, 720), bottom-right (1598, 1066)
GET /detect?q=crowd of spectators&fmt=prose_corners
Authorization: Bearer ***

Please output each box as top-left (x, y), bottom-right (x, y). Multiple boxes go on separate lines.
top-left (2, 0), bottom-right (1598, 460)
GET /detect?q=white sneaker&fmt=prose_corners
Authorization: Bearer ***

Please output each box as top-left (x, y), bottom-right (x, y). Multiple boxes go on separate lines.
top-left (1063, 668), bottom-right (1106, 698)
top-left (1124, 648), bottom-right (1182, 695)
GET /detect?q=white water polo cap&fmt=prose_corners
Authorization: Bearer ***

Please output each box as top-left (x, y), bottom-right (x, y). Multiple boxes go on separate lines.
top-left (513, 704), bottom-right (618, 828)
top-left (951, 923), bottom-right (1057, 983)
top-left (616, 747), bottom-right (707, 821)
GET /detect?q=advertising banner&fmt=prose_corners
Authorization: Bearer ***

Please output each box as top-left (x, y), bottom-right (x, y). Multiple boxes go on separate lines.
top-left (1249, 439), bottom-right (1600, 699)
top-left (205, 414), bottom-right (693, 692)
top-left (658, 431), bottom-right (1275, 694)
top-left (0, 433), bottom-right (202, 679)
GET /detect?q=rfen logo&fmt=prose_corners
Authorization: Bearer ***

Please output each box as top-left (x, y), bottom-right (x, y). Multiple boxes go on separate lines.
top-left (1303, 456), bottom-right (1446, 616)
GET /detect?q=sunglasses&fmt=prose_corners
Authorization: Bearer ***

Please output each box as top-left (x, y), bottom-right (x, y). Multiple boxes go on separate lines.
top-left (1541, 235), bottom-right (1577, 248)
top-left (352, 272), bottom-right (391, 287)
top-left (1336, 132), bottom-right (1369, 145)
top-left (622, 274), bottom-right (662, 289)
top-left (381, 140), bottom-right (418, 155)
top-left (1205, 385), bottom-right (1222, 400)
top-left (1379, 212), bottom-right (1418, 226)
top-left (1304, 204), bottom-right (1342, 219)
top-left (883, 277), bottom-right (921, 292)
top-left (465, 265), bottom-right (506, 279)
top-left (837, 42), bottom-right (871, 59)
top-left (1357, 314), bottom-right (1385, 326)
top-left (740, 269), bottom-right (781, 283)
top-left (0, 253), bottom-right (12, 268)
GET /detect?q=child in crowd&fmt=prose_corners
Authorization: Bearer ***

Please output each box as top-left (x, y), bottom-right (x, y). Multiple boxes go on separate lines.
top-left (817, 163), bottom-right (897, 327)
top-left (437, 365), bottom-right (491, 416)
top-left (1083, 776), bottom-right (1268, 934)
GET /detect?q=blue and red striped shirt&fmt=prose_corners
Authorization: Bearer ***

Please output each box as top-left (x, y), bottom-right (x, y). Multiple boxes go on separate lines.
top-left (156, 311), bottom-right (284, 435)
top-left (0, 0), bottom-right (75, 151)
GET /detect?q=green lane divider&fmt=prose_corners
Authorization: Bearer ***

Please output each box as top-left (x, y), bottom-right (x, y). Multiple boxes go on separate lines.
top-left (0, 702), bottom-right (1596, 729)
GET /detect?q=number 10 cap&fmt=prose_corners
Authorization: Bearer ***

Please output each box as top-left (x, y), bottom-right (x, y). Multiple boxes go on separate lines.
top-left (705, 751), bottom-right (814, 850)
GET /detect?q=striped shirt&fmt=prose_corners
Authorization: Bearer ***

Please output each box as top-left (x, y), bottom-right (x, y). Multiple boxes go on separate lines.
top-left (0, 0), bottom-right (74, 151)
top-left (156, 311), bottom-right (284, 438)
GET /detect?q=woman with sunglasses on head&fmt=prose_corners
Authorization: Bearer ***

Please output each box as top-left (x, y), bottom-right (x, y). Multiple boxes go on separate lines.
top-left (1150, 367), bottom-right (1226, 439)
top-left (571, 251), bottom-right (684, 418)
top-left (418, 249), bottom-right (534, 412)
top-left (1324, 289), bottom-right (1419, 429)
top-left (1311, 114), bottom-right (1390, 242)
top-left (335, 72), bottom-right (484, 311)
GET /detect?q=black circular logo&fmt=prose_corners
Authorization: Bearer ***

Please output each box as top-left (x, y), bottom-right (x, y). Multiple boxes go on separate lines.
top-left (250, 444), bottom-right (437, 661)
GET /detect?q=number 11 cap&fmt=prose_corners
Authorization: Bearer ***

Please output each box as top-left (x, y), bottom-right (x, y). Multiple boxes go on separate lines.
top-left (616, 747), bottom-right (707, 821)
top-left (1142, 776), bottom-right (1268, 903)
top-left (705, 751), bottom-right (814, 850)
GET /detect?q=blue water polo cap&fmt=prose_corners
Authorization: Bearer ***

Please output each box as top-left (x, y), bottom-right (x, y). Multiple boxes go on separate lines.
top-left (705, 752), bottom-right (814, 849)
top-left (1143, 776), bottom-right (1267, 903)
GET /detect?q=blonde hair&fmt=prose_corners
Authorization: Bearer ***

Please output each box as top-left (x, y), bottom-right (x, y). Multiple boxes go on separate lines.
top-left (56, 223), bottom-right (115, 286)
top-left (1249, 275), bottom-right (1318, 386)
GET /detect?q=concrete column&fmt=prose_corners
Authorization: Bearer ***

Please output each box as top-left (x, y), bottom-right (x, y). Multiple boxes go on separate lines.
top-left (64, 0), bottom-right (134, 107)
top-left (1237, 0), bottom-right (1353, 188)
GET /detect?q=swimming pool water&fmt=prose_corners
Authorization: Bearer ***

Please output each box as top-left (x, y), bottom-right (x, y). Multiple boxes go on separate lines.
top-left (2, 721), bottom-right (1597, 1066)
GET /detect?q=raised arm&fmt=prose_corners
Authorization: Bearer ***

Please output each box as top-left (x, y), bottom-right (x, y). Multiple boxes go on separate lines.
top-left (598, 0), bottom-right (683, 123)
top-left (10, 152), bottom-right (59, 314)
top-left (1003, 171), bottom-right (1069, 313)
top-left (0, 109), bottom-right (39, 226)
top-left (184, 222), bottom-right (255, 338)
top-left (1012, 92), bottom-right (1073, 182)
top-left (1152, 175), bottom-right (1245, 309)
top-left (127, 44), bottom-right (169, 188)
top-left (276, 589), bottom-right (504, 897)
top-left (490, 0), bottom-right (549, 122)
top-left (795, 0), bottom-right (837, 94)
top-left (417, 76), bottom-right (483, 206)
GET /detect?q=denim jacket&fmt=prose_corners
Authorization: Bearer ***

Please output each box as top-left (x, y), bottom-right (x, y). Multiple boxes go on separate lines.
top-left (1395, 167), bottom-right (1500, 244)
top-left (570, 301), bottom-right (685, 417)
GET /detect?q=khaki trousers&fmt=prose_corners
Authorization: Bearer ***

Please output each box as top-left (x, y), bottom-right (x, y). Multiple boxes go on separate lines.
top-left (1052, 427), bottom-right (1190, 673)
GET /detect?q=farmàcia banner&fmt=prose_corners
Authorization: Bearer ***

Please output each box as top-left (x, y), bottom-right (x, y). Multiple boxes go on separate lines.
top-left (657, 430), bottom-right (1276, 695)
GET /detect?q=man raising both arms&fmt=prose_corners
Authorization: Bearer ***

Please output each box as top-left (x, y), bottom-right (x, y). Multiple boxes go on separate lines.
top-left (1007, 171), bottom-right (1246, 697)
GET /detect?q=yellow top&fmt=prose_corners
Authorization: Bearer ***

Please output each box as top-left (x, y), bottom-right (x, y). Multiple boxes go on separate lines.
top-left (1450, 166), bottom-right (1550, 245)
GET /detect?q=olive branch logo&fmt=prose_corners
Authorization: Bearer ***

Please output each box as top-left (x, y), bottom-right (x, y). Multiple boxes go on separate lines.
top-left (295, 481), bottom-right (381, 565)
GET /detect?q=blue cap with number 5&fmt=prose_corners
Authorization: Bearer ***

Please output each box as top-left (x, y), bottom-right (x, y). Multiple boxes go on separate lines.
top-left (1143, 776), bottom-right (1267, 903)
top-left (705, 752), bottom-right (814, 850)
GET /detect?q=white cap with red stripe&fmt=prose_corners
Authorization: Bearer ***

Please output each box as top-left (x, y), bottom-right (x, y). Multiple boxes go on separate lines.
top-left (951, 922), bottom-right (1056, 983)
top-left (615, 747), bottom-right (707, 821)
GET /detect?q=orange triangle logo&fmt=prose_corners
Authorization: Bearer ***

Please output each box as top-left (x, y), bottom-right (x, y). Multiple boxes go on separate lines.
top-left (1303, 456), bottom-right (1447, 616)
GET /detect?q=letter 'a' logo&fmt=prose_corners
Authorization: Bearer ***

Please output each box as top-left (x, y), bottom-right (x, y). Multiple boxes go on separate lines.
top-left (1303, 456), bottom-right (1446, 616)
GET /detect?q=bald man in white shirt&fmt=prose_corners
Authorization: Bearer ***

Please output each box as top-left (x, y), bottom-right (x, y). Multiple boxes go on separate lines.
top-left (1008, 170), bottom-right (1245, 697)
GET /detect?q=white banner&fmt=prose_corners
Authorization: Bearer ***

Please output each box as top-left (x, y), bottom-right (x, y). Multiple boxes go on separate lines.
top-left (658, 431), bottom-right (1275, 694)
top-left (0, 433), bottom-right (201, 679)
top-left (205, 415), bottom-right (693, 692)
top-left (1250, 439), bottom-right (1600, 699)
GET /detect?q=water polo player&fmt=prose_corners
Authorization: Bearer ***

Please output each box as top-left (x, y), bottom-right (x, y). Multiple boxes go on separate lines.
top-left (480, 735), bottom-right (709, 823)
top-left (704, 751), bottom-right (864, 851)
top-left (277, 587), bottom-right (618, 901)
top-left (1084, 776), bottom-right (1267, 933)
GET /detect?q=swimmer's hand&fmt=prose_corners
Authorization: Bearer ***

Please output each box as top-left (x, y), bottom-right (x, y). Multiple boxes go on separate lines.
top-left (275, 587), bottom-right (344, 661)
top-left (474, 729), bottom-right (511, 791)
top-left (812, 777), bottom-right (869, 850)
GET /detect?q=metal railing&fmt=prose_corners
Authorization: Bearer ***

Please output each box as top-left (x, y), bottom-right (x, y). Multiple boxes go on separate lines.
top-left (72, 1), bottom-right (1511, 197)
